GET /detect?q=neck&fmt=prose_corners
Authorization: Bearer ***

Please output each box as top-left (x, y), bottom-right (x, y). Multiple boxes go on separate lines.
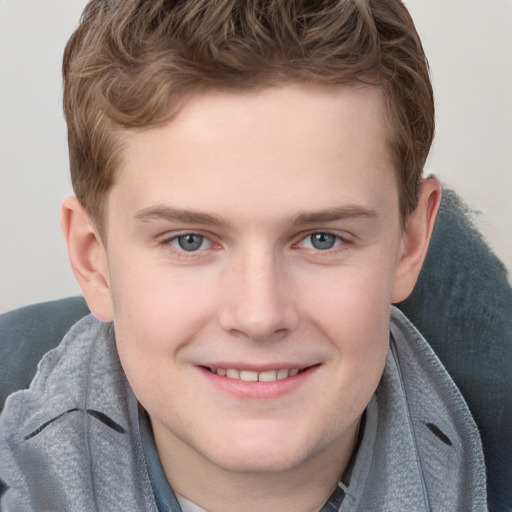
top-left (151, 418), bottom-right (360, 512)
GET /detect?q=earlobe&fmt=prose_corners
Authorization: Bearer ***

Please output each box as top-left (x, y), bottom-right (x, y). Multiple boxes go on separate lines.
top-left (391, 178), bottom-right (442, 303)
top-left (61, 197), bottom-right (114, 321)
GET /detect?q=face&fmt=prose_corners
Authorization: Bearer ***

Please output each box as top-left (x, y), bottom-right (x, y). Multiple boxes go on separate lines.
top-left (102, 84), bottom-right (405, 476)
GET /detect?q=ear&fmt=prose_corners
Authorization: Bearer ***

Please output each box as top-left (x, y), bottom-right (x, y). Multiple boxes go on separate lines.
top-left (61, 197), bottom-right (114, 321)
top-left (391, 178), bottom-right (442, 303)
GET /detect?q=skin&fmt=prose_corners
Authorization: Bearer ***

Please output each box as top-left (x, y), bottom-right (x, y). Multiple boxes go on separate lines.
top-left (62, 83), bottom-right (441, 512)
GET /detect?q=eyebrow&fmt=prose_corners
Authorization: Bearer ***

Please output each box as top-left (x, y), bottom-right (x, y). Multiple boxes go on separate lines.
top-left (134, 204), bottom-right (378, 226)
top-left (291, 206), bottom-right (378, 225)
top-left (134, 205), bottom-right (228, 226)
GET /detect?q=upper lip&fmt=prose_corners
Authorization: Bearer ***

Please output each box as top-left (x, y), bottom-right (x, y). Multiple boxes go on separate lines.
top-left (199, 362), bottom-right (317, 372)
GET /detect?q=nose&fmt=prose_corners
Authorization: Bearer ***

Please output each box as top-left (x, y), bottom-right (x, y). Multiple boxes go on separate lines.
top-left (218, 249), bottom-right (300, 342)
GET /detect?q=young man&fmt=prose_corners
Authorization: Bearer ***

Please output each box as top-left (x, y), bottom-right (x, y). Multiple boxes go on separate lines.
top-left (0, 1), bottom-right (487, 510)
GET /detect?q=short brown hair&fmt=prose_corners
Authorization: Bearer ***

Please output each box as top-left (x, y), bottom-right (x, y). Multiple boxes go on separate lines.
top-left (63, 0), bottom-right (434, 231)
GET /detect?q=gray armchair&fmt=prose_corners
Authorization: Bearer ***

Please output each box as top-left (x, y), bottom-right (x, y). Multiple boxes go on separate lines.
top-left (1, 190), bottom-right (511, 511)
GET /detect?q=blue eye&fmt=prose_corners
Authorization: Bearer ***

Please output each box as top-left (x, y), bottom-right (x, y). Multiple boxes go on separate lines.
top-left (310, 233), bottom-right (337, 250)
top-left (174, 234), bottom-right (206, 251)
top-left (298, 232), bottom-right (344, 251)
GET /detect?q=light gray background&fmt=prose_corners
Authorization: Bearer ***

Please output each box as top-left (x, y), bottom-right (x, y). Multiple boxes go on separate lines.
top-left (1, 0), bottom-right (511, 313)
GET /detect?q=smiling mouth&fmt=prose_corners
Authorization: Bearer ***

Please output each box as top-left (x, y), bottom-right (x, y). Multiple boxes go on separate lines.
top-left (205, 367), bottom-right (306, 382)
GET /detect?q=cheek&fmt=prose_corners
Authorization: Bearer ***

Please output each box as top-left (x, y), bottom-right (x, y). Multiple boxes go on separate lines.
top-left (297, 258), bottom-right (395, 393)
top-left (299, 254), bottom-right (396, 335)
top-left (106, 257), bottom-right (216, 388)
top-left (109, 250), bottom-right (215, 329)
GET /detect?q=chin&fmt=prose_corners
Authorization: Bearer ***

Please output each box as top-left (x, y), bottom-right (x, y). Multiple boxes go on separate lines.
top-left (209, 446), bottom-right (308, 474)
top-left (200, 425), bottom-right (326, 474)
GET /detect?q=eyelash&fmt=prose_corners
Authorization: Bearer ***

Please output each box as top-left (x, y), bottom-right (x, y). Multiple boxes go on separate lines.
top-left (159, 231), bottom-right (349, 256)
top-left (159, 233), bottom-right (214, 254)
top-left (296, 232), bottom-right (347, 251)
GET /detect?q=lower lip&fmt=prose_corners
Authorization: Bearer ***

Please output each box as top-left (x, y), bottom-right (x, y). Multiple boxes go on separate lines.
top-left (198, 366), bottom-right (318, 400)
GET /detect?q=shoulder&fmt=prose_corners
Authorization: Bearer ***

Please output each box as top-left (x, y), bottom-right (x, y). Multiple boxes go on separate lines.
top-left (0, 315), bottom-right (155, 510)
top-left (0, 296), bottom-right (90, 412)
top-left (389, 307), bottom-right (487, 509)
top-left (0, 314), bottom-right (119, 442)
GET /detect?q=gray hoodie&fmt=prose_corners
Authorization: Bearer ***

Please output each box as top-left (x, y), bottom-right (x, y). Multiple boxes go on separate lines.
top-left (0, 308), bottom-right (487, 511)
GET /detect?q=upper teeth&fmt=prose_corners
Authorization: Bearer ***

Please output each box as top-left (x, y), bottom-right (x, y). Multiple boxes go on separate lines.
top-left (212, 368), bottom-right (300, 382)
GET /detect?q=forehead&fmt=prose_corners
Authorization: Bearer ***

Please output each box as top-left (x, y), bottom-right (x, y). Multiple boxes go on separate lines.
top-left (109, 83), bottom-right (397, 225)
